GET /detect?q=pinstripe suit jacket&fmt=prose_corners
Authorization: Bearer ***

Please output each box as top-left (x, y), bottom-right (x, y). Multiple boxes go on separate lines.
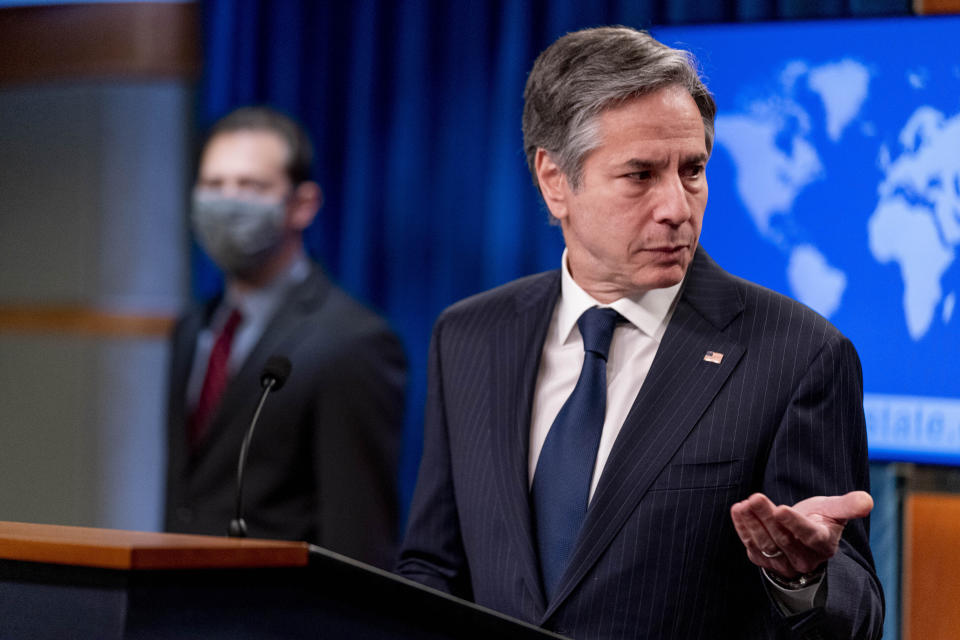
top-left (397, 247), bottom-right (883, 639)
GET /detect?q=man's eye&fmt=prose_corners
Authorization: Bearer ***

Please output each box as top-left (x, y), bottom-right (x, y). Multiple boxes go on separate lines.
top-left (239, 180), bottom-right (271, 192)
top-left (625, 171), bottom-right (652, 182)
top-left (682, 164), bottom-right (704, 179)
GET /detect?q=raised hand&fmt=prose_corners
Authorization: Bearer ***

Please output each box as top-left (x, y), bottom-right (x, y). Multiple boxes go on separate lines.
top-left (730, 491), bottom-right (874, 579)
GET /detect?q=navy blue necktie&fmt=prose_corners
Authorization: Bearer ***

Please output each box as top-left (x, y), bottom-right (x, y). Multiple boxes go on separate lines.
top-left (532, 306), bottom-right (621, 601)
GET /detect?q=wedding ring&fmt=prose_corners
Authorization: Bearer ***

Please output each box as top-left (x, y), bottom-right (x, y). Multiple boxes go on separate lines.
top-left (760, 548), bottom-right (784, 559)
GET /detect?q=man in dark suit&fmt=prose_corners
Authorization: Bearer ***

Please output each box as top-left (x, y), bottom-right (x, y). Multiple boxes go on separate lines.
top-left (165, 106), bottom-right (405, 569)
top-left (397, 27), bottom-right (883, 638)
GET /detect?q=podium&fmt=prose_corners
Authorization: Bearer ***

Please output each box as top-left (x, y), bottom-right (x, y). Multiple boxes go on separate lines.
top-left (0, 521), bottom-right (565, 639)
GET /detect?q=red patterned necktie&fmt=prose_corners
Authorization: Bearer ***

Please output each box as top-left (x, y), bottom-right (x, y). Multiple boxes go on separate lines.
top-left (188, 308), bottom-right (243, 449)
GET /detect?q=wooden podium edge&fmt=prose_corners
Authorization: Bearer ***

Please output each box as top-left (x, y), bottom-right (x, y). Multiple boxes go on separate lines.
top-left (0, 521), bottom-right (569, 639)
top-left (0, 521), bottom-right (309, 570)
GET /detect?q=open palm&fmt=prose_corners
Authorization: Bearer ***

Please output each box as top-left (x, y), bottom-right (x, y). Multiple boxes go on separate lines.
top-left (730, 491), bottom-right (873, 578)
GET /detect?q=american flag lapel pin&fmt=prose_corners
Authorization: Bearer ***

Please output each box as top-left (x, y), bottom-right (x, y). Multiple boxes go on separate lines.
top-left (703, 351), bottom-right (724, 364)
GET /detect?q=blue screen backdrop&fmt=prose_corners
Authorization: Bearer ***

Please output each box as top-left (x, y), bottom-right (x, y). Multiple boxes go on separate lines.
top-left (654, 16), bottom-right (960, 466)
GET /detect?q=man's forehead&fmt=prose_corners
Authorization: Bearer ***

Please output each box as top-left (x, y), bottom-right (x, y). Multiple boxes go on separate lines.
top-left (618, 150), bottom-right (709, 169)
top-left (598, 87), bottom-right (702, 124)
top-left (200, 129), bottom-right (289, 176)
top-left (592, 91), bottom-right (707, 158)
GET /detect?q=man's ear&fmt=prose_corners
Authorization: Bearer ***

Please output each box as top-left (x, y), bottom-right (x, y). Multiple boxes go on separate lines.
top-left (288, 181), bottom-right (322, 231)
top-left (534, 149), bottom-right (570, 220)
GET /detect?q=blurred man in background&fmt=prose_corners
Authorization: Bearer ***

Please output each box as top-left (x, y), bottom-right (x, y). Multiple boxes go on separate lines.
top-left (164, 106), bottom-right (405, 569)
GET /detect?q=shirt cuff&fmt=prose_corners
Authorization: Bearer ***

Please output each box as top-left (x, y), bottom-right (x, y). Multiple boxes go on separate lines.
top-left (762, 568), bottom-right (825, 614)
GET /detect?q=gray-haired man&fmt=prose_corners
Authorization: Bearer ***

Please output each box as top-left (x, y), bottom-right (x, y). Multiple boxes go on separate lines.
top-left (398, 27), bottom-right (883, 639)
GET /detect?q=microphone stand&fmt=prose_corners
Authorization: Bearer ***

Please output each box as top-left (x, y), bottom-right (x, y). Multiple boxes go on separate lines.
top-left (228, 376), bottom-right (277, 538)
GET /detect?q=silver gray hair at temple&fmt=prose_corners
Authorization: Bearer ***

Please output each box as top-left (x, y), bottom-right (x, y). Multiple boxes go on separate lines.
top-left (522, 26), bottom-right (717, 193)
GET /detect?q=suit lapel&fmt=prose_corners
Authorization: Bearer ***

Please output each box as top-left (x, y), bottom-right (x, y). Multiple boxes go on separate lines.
top-left (194, 267), bottom-right (331, 457)
top-left (489, 271), bottom-right (560, 615)
top-left (542, 248), bottom-right (747, 620)
top-left (168, 305), bottom-right (208, 476)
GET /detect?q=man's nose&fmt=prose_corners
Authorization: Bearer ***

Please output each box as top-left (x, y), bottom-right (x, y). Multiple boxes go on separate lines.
top-left (651, 175), bottom-right (692, 225)
top-left (215, 183), bottom-right (244, 198)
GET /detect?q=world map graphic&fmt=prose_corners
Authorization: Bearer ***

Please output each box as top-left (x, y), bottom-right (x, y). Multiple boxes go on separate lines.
top-left (716, 58), bottom-right (958, 339)
top-left (657, 17), bottom-right (960, 463)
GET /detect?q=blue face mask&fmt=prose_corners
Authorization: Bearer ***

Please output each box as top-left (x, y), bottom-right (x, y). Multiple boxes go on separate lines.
top-left (191, 190), bottom-right (286, 276)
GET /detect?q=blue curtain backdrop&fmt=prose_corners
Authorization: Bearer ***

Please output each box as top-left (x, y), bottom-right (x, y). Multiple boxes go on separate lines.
top-left (196, 0), bottom-right (908, 516)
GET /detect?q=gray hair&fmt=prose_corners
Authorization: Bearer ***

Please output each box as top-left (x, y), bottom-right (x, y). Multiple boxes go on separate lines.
top-left (522, 26), bottom-right (716, 193)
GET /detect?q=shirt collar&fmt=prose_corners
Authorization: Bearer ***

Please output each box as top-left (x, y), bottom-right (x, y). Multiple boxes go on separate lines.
top-left (224, 251), bottom-right (310, 323)
top-left (557, 249), bottom-right (682, 345)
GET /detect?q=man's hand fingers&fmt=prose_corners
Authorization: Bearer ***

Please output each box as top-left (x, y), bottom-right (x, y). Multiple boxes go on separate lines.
top-left (767, 506), bottom-right (835, 573)
top-left (731, 495), bottom-right (776, 552)
top-left (774, 505), bottom-right (837, 557)
top-left (732, 492), bottom-right (853, 577)
top-left (749, 495), bottom-right (796, 551)
top-left (732, 494), bottom-right (803, 576)
top-left (793, 491), bottom-right (874, 522)
top-left (745, 496), bottom-right (828, 576)
top-left (802, 491), bottom-right (874, 521)
top-left (732, 491), bottom-right (872, 579)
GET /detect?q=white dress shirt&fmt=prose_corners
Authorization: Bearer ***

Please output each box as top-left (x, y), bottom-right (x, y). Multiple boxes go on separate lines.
top-left (186, 253), bottom-right (310, 409)
top-left (528, 250), bottom-right (681, 500)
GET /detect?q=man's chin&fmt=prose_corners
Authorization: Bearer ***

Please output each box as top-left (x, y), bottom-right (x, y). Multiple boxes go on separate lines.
top-left (633, 264), bottom-right (689, 292)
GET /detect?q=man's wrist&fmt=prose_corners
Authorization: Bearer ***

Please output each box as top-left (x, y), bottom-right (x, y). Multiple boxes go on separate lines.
top-left (764, 564), bottom-right (826, 591)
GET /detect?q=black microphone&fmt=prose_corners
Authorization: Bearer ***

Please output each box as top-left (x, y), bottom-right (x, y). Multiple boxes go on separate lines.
top-left (228, 355), bottom-right (292, 538)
